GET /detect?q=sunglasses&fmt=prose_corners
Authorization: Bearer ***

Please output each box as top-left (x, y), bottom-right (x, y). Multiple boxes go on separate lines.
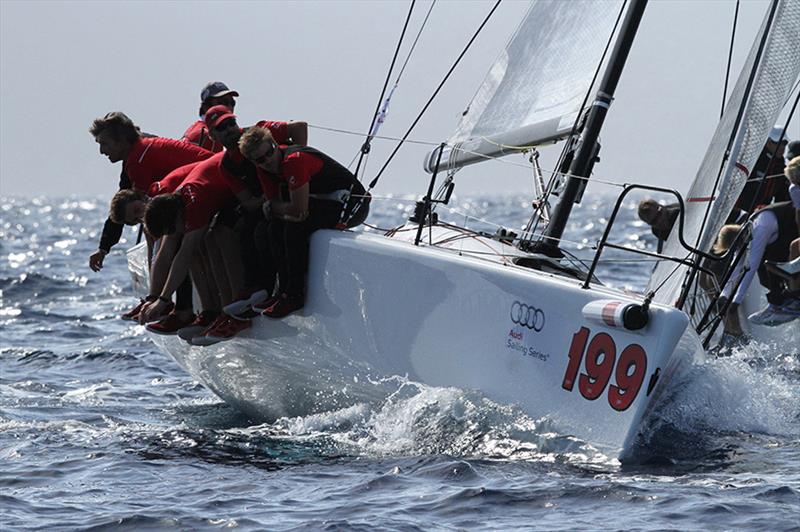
top-left (214, 118), bottom-right (237, 132)
top-left (250, 142), bottom-right (276, 164)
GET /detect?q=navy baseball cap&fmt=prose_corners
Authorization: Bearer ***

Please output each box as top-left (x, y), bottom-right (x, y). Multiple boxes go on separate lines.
top-left (201, 81), bottom-right (239, 102)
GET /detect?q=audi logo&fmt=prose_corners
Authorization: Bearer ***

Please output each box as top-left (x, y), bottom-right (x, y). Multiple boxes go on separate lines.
top-left (510, 301), bottom-right (545, 332)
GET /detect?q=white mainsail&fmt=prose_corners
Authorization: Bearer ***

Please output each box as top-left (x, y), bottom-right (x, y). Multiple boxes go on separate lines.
top-left (647, 0), bottom-right (800, 316)
top-left (424, 0), bottom-right (625, 173)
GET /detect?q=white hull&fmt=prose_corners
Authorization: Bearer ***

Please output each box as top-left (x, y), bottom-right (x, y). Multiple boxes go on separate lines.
top-left (130, 228), bottom-right (704, 459)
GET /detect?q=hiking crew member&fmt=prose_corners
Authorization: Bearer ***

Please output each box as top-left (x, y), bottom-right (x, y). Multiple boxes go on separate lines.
top-left (89, 112), bottom-right (213, 272)
top-left (89, 112), bottom-right (213, 322)
top-left (137, 153), bottom-right (237, 340)
top-left (238, 127), bottom-right (370, 318)
top-left (181, 81), bottom-right (239, 153)
top-left (203, 105), bottom-right (309, 316)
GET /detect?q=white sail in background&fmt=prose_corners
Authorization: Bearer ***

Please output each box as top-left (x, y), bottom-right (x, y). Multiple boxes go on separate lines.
top-left (424, 0), bottom-right (624, 173)
top-left (647, 0), bottom-right (800, 315)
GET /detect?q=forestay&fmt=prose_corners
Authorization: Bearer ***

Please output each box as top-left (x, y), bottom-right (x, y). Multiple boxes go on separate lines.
top-left (424, 0), bottom-right (624, 173)
top-left (647, 0), bottom-right (800, 316)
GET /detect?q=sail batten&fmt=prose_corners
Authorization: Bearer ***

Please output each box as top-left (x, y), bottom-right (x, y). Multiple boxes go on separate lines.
top-left (424, 0), bottom-right (625, 173)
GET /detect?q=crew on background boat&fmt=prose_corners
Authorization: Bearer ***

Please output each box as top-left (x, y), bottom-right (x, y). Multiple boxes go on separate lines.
top-left (88, 111), bottom-right (213, 321)
top-left (202, 105), bottom-right (309, 318)
top-left (717, 160), bottom-right (800, 334)
top-left (181, 81), bottom-right (239, 153)
top-left (734, 126), bottom-right (791, 213)
top-left (786, 140), bottom-right (800, 164)
top-left (637, 199), bottom-right (679, 252)
top-left (239, 127), bottom-right (370, 318)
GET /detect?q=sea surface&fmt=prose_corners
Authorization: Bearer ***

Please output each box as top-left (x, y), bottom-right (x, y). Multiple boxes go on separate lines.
top-left (1, 194), bottom-right (798, 530)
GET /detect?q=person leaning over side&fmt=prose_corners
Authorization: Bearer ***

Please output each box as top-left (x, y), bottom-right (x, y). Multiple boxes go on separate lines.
top-left (238, 127), bottom-right (370, 318)
top-left (202, 104), bottom-right (309, 316)
top-left (136, 155), bottom-right (237, 339)
top-left (106, 161), bottom-right (204, 324)
top-left (181, 81), bottom-right (239, 153)
top-left (88, 112), bottom-right (213, 274)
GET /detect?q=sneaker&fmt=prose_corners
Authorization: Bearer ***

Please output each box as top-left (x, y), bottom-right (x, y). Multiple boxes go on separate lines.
top-left (146, 311), bottom-right (195, 335)
top-left (177, 311), bottom-right (219, 342)
top-left (252, 295), bottom-right (279, 313)
top-left (192, 316), bottom-right (251, 346)
top-left (748, 303), bottom-right (799, 327)
top-left (121, 296), bottom-right (156, 321)
top-left (121, 299), bottom-right (146, 321)
top-left (189, 314), bottom-right (230, 346)
top-left (261, 292), bottom-right (304, 318)
top-left (223, 289), bottom-right (270, 317)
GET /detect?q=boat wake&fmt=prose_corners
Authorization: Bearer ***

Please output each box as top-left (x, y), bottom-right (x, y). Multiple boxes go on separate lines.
top-left (631, 340), bottom-right (800, 466)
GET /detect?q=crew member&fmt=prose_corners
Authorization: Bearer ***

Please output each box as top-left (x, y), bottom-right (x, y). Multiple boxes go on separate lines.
top-left (203, 105), bottom-right (308, 316)
top-left (718, 197), bottom-right (800, 334)
top-left (88, 112), bottom-right (213, 273)
top-left (181, 81), bottom-right (239, 153)
top-left (637, 199), bottom-right (680, 252)
top-left (238, 127), bottom-right (370, 318)
top-left (734, 126), bottom-right (791, 213)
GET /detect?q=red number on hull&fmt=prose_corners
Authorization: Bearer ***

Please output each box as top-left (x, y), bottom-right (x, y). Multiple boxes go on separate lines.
top-left (608, 344), bottom-right (647, 411)
top-left (579, 332), bottom-right (616, 400)
top-left (562, 327), bottom-right (648, 411)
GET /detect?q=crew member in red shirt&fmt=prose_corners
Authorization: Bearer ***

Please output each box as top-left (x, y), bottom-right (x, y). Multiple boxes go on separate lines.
top-left (202, 105), bottom-right (308, 316)
top-left (238, 127), bottom-right (370, 318)
top-left (88, 111), bottom-right (213, 272)
top-left (181, 81), bottom-right (239, 153)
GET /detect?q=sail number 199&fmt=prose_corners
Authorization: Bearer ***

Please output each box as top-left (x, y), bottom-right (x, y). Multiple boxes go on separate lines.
top-left (561, 327), bottom-right (647, 411)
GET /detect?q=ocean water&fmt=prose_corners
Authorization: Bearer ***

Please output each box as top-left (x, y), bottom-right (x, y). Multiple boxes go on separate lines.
top-left (1, 194), bottom-right (798, 530)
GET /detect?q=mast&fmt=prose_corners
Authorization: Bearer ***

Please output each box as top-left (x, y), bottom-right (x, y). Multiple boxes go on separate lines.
top-left (536, 0), bottom-right (648, 257)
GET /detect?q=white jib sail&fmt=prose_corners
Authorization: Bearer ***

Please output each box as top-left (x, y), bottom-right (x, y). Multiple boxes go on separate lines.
top-left (647, 0), bottom-right (800, 316)
top-left (424, 0), bottom-right (625, 173)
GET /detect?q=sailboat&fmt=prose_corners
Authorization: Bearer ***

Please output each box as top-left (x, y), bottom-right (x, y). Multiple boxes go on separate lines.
top-left (126, 0), bottom-right (800, 461)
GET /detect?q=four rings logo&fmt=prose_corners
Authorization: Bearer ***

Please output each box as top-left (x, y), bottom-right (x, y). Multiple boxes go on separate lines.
top-left (510, 301), bottom-right (545, 332)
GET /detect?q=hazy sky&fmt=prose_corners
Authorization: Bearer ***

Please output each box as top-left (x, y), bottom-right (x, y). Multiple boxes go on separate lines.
top-left (1, 0), bottom-right (797, 200)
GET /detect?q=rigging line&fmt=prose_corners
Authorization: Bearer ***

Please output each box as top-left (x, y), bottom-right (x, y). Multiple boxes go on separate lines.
top-left (354, 0), bottom-right (416, 178)
top-left (368, 0), bottom-right (503, 191)
top-left (720, 0), bottom-right (740, 119)
top-left (394, 0), bottom-right (437, 84)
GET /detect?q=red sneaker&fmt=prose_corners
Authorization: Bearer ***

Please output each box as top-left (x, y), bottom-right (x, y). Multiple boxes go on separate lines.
top-left (146, 311), bottom-right (195, 335)
top-left (252, 295), bottom-right (279, 313)
top-left (177, 311), bottom-right (220, 342)
top-left (261, 293), bottom-right (304, 318)
top-left (193, 316), bottom-right (251, 346)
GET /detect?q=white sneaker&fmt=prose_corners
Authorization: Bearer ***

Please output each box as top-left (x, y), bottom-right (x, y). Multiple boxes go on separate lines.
top-left (748, 303), bottom-right (800, 327)
top-left (223, 289), bottom-right (270, 317)
top-left (748, 304), bottom-right (781, 325)
top-left (774, 257), bottom-right (800, 277)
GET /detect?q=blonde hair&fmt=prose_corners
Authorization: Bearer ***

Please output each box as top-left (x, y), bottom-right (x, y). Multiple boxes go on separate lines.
top-left (713, 224), bottom-right (742, 255)
top-left (238, 127), bottom-right (275, 160)
top-left (785, 156), bottom-right (800, 186)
